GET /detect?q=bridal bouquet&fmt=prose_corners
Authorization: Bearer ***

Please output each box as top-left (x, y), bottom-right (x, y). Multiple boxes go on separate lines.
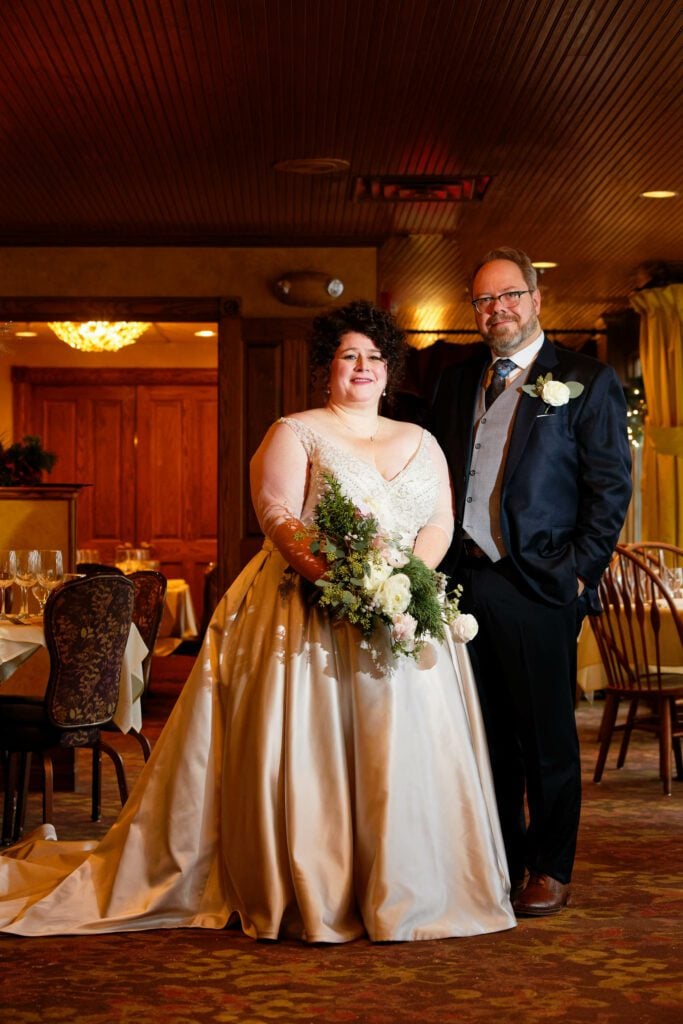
top-left (284, 472), bottom-right (477, 662)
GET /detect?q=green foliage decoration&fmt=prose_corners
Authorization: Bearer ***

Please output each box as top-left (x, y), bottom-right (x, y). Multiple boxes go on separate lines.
top-left (0, 435), bottom-right (57, 486)
top-left (280, 471), bottom-right (469, 662)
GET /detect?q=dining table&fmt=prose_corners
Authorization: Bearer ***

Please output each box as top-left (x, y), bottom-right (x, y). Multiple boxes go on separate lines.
top-left (577, 598), bottom-right (683, 695)
top-left (108, 566), bottom-right (199, 655)
top-left (153, 578), bottom-right (199, 656)
top-left (159, 578), bottom-right (198, 639)
top-left (0, 617), bottom-right (148, 733)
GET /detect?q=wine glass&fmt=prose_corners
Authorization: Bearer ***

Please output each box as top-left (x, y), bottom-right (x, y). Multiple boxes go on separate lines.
top-left (0, 549), bottom-right (17, 621)
top-left (37, 549), bottom-right (64, 590)
top-left (35, 549), bottom-right (65, 616)
top-left (14, 549), bottom-right (40, 619)
top-left (32, 583), bottom-right (49, 614)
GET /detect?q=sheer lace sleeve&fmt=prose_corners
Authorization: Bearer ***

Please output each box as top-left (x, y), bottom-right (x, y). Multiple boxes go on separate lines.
top-left (412, 435), bottom-right (454, 569)
top-left (249, 420), bottom-right (328, 582)
top-left (250, 420), bottom-right (309, 536)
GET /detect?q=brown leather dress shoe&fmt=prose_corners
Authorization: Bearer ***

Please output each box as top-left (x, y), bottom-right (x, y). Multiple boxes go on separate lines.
top-left (509, 872), bottom-right (529, 903)
top-left (513, 873), bottom-right (570, 917)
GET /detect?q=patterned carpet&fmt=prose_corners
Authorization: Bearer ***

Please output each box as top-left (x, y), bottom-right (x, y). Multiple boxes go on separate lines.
top-left (1, 672), bottom-right (682, 1024)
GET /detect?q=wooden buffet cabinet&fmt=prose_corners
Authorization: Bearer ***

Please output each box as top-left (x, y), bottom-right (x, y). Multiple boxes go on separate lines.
top-left (0, 483), bottom-right (85, 572)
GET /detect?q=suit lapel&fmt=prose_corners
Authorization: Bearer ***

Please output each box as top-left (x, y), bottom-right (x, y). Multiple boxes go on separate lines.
top-left (504, 338), bottom-right (559, 485)
top-left (440, 353), bottom-right (487, 521)
top-left (456, 356), bottom-right (487, 473)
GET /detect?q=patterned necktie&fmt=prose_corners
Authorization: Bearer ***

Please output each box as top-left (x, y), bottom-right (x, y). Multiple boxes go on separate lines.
top-left (484, 358), bottom-right (517, 410)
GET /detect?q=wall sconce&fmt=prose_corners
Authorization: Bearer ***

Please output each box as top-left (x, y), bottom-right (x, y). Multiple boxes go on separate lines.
top-left (273, 271), bottom-right (344, 307)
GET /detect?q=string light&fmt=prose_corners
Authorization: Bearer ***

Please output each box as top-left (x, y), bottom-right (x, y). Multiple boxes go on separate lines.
top-left (625, 377), bottom-right (647, 448)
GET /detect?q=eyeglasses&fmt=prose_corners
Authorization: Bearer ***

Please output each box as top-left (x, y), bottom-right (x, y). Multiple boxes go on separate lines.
top-left (471, 290), bottom-right (533, 314)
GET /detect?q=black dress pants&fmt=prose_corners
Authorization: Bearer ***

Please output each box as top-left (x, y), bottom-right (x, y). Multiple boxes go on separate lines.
top-left (458, 556), bottom-right (581, 885)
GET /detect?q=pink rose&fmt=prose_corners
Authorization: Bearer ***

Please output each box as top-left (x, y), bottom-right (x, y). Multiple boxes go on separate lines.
top-left (391, 612), bottom-right (418, 645)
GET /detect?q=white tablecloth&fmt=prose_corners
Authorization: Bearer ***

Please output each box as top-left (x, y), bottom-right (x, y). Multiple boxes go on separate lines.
top-left (0, 620), bottom-right (148, 733)
top-left (152, 578), bottom-right (199, 656)
top-left (158, 578), bottom-right (198, 640)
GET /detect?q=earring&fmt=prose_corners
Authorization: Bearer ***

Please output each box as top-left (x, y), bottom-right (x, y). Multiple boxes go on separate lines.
top-left (382, 390), bottom-right (387, 397)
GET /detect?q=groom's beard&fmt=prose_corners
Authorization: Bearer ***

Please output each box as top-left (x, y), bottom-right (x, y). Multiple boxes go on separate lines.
top-left (481, 311), bottom-right (541, 356)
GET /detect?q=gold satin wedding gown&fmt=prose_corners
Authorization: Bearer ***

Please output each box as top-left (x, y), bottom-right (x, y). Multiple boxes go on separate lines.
top-left (0, 419), bottom-right (515, 941)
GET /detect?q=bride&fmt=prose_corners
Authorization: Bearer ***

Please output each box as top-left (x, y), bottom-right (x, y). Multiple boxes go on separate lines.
top-left (0, 301), bottom-right (515, 941)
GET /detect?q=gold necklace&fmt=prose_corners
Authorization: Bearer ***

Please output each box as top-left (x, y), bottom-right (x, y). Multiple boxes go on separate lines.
top-left (327, 405), bottom-right (380, 442)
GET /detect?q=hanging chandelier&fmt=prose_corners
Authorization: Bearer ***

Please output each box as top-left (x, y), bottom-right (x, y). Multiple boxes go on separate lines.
top-left (48, 321), bottom-right (150, 352)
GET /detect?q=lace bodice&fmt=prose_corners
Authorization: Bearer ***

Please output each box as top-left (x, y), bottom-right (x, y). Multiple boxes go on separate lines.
top-left (277, 418), bottom-right (445, 549)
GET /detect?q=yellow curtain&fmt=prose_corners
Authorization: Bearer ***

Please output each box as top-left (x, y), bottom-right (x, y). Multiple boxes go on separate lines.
top-left (630, 284), bottom-right (683, 545)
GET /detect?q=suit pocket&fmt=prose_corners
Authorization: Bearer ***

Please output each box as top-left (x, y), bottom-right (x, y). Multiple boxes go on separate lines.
top-left (535, 408), bottom-right (566, 420)
top-left (551, 526), bottom-right (575, 547)
top-left (540, 526), bottom-right (576, 561)
top-left (537, 526), bottom-right (574, 558)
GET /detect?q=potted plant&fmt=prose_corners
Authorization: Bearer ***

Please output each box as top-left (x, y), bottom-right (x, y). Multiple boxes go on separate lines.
top-left (0, 435), bottom-right (57, 485)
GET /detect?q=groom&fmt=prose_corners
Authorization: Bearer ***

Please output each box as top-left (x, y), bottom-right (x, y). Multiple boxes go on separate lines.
top-left (431, 247), bottom-right (632, 915)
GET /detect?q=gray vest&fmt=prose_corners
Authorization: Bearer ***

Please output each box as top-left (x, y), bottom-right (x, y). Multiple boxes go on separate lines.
top-left (463, 369), bottom-right (531, 560)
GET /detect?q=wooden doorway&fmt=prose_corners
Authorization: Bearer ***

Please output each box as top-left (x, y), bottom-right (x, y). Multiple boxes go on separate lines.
top-left (13, 366), bottom-right (218, 619)
top-left (3, 297), bottom-right (319, 615)
top-left (4, 296), bottom-right (240, 617)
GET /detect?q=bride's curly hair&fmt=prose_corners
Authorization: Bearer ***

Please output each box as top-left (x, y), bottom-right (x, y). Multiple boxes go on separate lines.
top-left (310, 300), bottom-right (406, 398)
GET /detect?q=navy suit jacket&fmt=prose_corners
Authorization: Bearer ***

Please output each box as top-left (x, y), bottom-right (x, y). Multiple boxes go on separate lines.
top-left (431, 339), bottom-right (633, 607)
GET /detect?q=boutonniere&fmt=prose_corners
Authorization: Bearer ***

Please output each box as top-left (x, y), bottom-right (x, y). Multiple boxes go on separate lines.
top-left (522, 372), bottom-right (584, 411)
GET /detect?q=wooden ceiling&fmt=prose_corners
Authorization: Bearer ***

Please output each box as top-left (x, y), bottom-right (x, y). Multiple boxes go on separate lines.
top-left (1, 0), bottom-right (681, 339)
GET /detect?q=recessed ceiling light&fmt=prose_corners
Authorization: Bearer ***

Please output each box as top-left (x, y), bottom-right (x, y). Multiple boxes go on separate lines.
top-left (639, 190), bottom-right (677, 199)
top-left (273, 157), bottom-right (350, 176)
top-left (15, 330), bottom-right (38, 337)
top-left (194, 329), bottom-right (216, 337)
top-left (531, 261), bottom-right (558, 269)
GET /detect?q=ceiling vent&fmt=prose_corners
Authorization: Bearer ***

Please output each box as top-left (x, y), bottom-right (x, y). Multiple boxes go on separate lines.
top-left (352, 174), bottom-right (492, 203)
top-left (273, 157), bottom-right (350, 176)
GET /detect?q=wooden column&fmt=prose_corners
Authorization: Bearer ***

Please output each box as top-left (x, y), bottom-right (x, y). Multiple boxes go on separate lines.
top-left (217, 315), bottom-right (313, 593)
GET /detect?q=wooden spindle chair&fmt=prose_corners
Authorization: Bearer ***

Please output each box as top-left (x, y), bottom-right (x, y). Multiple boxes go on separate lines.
top-left (590, 546), bottom-right (683, 795)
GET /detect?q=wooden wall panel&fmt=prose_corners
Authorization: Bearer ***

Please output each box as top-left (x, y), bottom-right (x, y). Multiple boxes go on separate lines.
top-left (14, 370), bottom-right (218, 621)
top-left (245, 341), bottom-right (283, 539)
top-left (218, 316), bottom-right (245, 594)
top-left (27, 385), bottom-right (136, 548)
top-left (43, 399), bottom-right (79, 480)
top-left (194, 397), bottom-right (219, 541)
top-left (224, 318), bottom-right (314, 573)
top-left (136, 385), bottom-right (218, 610)
top-left (137, 391), bottom-right (185, 540)
top-left (91, 397), bottom-right (135, 541)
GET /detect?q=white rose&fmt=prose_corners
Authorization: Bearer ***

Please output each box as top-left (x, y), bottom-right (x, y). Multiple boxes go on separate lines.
top-left (364, 557), bottom-right (394, 593)
top-left (391, 612), bottom-right (418, 645)
top-left (450, 613), bottom-right (479, 643)
top-left (541, 380), bottom-right (570, 406)
top-left (375, 572), bottom-right (412, 616)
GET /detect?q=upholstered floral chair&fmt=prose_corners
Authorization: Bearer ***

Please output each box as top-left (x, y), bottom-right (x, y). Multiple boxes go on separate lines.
top-left (75, 562), bottom-right (125, 576)
top-left (91, 569), bottom-right (167, 816)
top-left (0, 573), bottom-right (135, 845)
top-left (128, 569), bottom-right (167, 701)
